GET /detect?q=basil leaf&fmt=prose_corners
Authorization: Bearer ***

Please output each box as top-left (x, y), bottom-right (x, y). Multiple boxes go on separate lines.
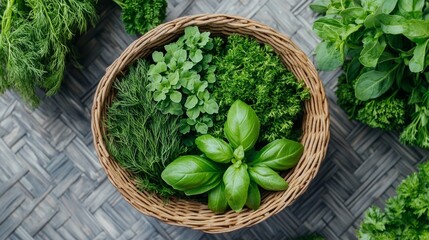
top-left (377, 0), bottom-right (399, 14)
top-left (251, 139), bottom-right (304, 171)
top-left (183, 179), bottom-right (221, 196)
top-left (354, 70), bottom-right (395, 101)
top-left (248, 166), bottom-right (289, 191)
top-left (409, 39), bottom-right (429, 73)
top-left (161, 155), bottom-right (223, 193)
top-left (359, 36), bottom-right (387, 68)
top-left (403, 19), bottom-right (429, 41)
top-left (340, 7), bottom-right (367, 24)
top-left (313, 17), bottom-right (343, 41)
top-left (378, 14), bottom-right (406, 34)
top-left (398, 0), bottom-right (425, 17)
top-left (195, 134), bottom-right (233, 163)
top-left (208, 182), bottom-right (228, 214)
top-left (309, 0), bottom-right (331, 13)
top-left (224, 100), bottom-right (260, 151)
top-left (223, 163), bottom-right (250, 212)
top-left (245, 181), bottom-right (261, 210)
top-left (315, 41), bottom-right (345, 71)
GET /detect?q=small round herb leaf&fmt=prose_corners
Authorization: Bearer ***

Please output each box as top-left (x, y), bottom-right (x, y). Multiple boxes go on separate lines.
top-left (169, 91), bottom-right (182, 103)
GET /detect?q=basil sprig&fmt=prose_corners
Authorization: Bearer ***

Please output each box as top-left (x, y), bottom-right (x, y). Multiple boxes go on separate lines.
top-left (162, 100), bottom-right (304, 213)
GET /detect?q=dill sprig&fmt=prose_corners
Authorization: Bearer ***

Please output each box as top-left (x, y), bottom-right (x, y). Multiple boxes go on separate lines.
top-left (106, 59), bottom-right (187, 198)
top-left (0, 0), bottom-right (97, 106)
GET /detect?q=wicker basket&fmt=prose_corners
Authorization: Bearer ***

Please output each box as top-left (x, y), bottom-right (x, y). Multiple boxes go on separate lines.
top-left (91, 14), bottom-right (330, 233)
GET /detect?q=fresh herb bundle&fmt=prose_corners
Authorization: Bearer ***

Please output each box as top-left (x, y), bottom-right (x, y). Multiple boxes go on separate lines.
top-left (358, 160), bottom-right (429, 239)
top-left (106, 59), bottom-right (187, 198)
top-left (211, 34), bottom-right (310, 144)
top-left (0, 0), bottom-right (97, 106)
top-left (112, 0), bottom-right (167, 35)
top-left (146, 26), bottom-right (219, 135)
top-left (161, 100), bottom-right (303, 213)
top-left (311, 0), bottom-right (429, 149)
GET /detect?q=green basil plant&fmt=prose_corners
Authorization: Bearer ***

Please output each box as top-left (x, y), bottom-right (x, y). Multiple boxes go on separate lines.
top-left (161, 100), bottom-right (304, 213)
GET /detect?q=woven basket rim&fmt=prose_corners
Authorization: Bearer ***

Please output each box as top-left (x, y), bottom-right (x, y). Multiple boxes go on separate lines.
top-left (91, 13), bottom-right (330, 233)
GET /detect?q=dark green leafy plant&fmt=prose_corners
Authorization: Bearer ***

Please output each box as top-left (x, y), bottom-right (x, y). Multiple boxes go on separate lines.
top-left (147, 26), bottom-right (219, 135)
top-left (358, 160), bottom-right (429, 239)
top-left (106, 59), bottom-right (187, 198)
top-left (211, 34), bottom-right (310, 144)
top-left (311, 0), bottom-right (429, 149)
top-left (0, 0), bottom-right (97, 106)
top-left (112, 0), bottom-right (167, 35)
top-left (161, 100), bottom-right (304, 213)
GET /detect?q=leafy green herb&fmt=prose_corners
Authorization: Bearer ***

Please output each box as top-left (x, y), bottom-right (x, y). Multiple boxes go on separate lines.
top-left (161, 100), bottom-right (304, 213)
top-left (311, 0), bottom-right (429, 149)
top-left (112, 0), bottom-right (167, 35)
top-left (106, 59), bottom-right (187, 198)
top-left (224, 100), bottom-right (260, 151)
top-left (358, 160), bottom-right (429, 239)
top-left (224, 163), bottom-right (250, 212)
top-left (250, 139), bottom-right (304, 171)
top-left (147, 26), bottom-right (219, 135)
top-left (161, 155), bottom-right (223, 195)
top-left (211, 34), bottom-right (310, 144)
top-left (0, 0), bottom-right (96, 106)
top-left (208, 182), bottom-right (228, 214)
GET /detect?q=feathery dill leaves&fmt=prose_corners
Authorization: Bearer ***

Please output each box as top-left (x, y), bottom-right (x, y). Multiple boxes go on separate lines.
top-left (0, 0), bottom-right (97, 106)
top-left (106, 59), bottom-right (187, 198)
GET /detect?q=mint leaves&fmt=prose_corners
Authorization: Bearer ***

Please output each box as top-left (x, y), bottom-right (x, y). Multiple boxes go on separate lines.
top-left (147, 26), bottom-right (219, 135)
top-left (311, 0), bottom-right (429, 150)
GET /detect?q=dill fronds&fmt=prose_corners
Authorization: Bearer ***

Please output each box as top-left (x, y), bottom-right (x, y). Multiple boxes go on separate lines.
top-left (106, 59), bottom-right (187, 198)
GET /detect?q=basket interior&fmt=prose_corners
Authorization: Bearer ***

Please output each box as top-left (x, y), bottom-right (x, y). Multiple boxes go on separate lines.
top-left (91, 14), bottom-right (329, 233)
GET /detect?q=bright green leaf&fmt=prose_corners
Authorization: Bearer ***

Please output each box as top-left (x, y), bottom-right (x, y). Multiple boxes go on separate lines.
top-left (248, 166), bottom-right (289, 191)
top-left (203, 99), bottom-right (219, 114)
top-left (409, 39), bottom-right (429, 73)
top-left (195, 134), bottom-right (233, 163)
top-left (245, 181), bottom-right (261, 210)
top-left (208, 182), bottom-right (228, 214)
top-left (309, 0), bottom-right (331, 13)
top-left (169, 90), bottom-right (182, 103)
top-left (186, 107), bottom-right (200, 120)
top-left (315, 41), bottom-right (345, 71)
top-left (359, 36), bottom-right (387, 68)
top-left (233, 145), bottom-right (245, 161)
top-left (185, 95), bottom-right (199, 109)
top-left (223, 163), bottom-right (250, 212)
top-left (190, 49), bottom-right (203, 63)
top-left (355, 70), bottom-right (395, 101)
top-left (224, 100), bottom-right (260, 151)
top-left (251, 139), bottom-right (304, 171)
top-left (195, 122), bottom-right (209, 134)
top-left (152, 51), bottom-right (164, 63)
top-left (161, 155), bottom-right (223, 192)
top-left (153, 91), bottom-right (166, 102)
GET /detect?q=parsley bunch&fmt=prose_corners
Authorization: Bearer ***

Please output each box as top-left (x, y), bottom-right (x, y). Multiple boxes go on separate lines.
top-left (358, 160), bottom-right (429, 239)
top-left (113, 0), bottom-right (167, 35)
top-left (211, 34), bottom-right (310, 145)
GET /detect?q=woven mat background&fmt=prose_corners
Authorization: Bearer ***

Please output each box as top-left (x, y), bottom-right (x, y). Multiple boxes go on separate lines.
top-left (1, 1), bottom-right (428, 239)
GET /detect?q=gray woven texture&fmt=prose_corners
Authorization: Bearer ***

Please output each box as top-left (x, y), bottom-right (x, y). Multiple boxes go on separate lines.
top-left (1, 1), bottom-right (428, 239)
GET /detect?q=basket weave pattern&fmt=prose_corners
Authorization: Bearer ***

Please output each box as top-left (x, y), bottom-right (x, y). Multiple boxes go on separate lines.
top-left (91, 14), bottom-right (330, 233)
